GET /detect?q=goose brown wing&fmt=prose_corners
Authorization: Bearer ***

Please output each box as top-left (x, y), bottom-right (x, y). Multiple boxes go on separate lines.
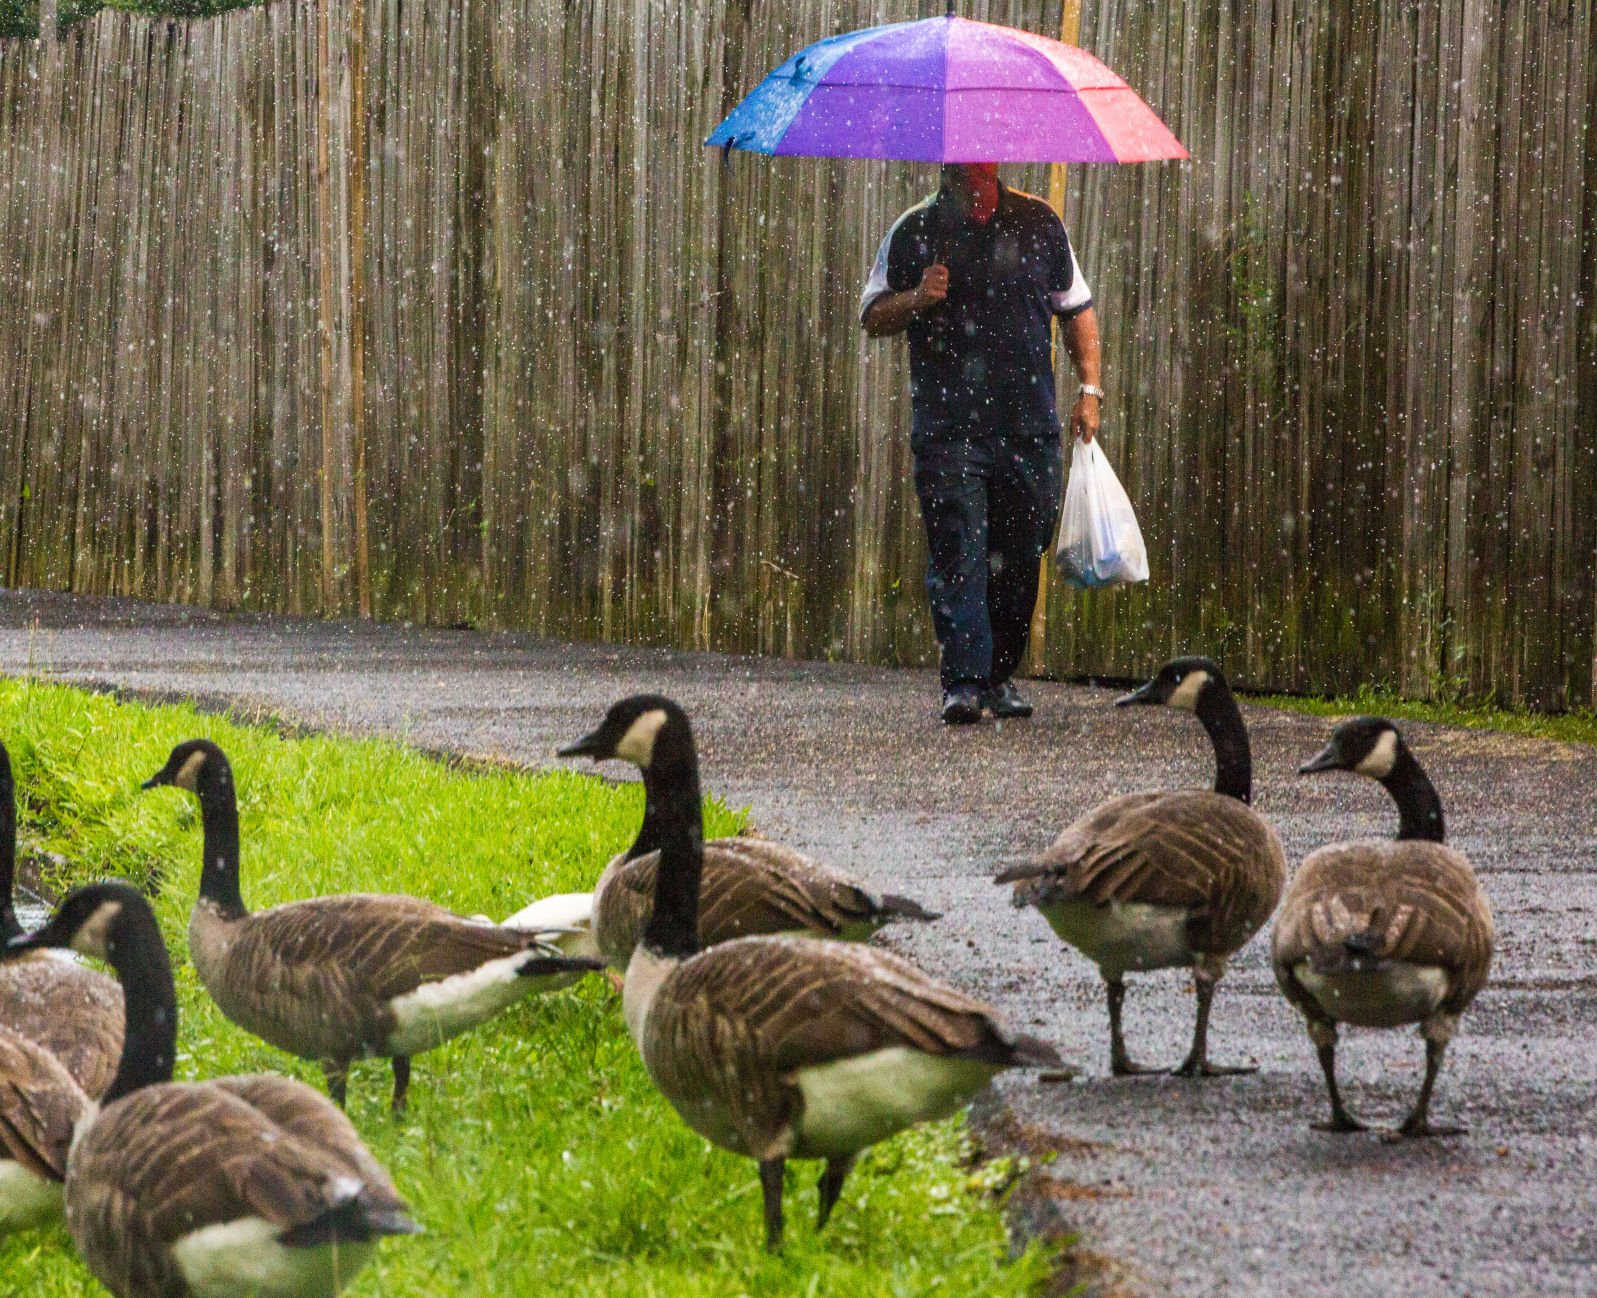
top-left (602, 841), bottom-right (888, 966)
top-left (1273, 841), bottom-right (1494, 1013)
top-left (235, 894), bottom-right (555, 1000)
top-left (1007, 791), bottom-right (1285, 949)
top-left (66, 1081), bottom-right (411, 1294)
top-left (0, 1024), bottom-right (86, 1181)
top-left (0, 956), bottom-right (123, 1097)
top-left (642, 938), bottom-right (1047, 1161)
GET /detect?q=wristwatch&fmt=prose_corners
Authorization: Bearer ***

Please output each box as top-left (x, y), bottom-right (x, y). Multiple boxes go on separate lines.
top-left (1077, 384), bottom-right (1105, 402)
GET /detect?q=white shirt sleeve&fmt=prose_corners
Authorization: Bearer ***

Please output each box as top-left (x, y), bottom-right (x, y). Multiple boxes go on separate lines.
top-left (1049, 242), bottom-right (1093, 318)
top-left (859, 227), bottom-right (895, 324)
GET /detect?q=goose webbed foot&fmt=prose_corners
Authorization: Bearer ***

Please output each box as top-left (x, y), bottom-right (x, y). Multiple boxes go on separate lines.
top-left (323, 1060), bottom-right (349, 1109)
top-left (1312, 1113), bottom-right (1369, 1134)
top-left (1387, 1118), bottom-right (1465, 1141)
top-left (1309, 1031), bottom-right (1365, 1132)
top-left (1110, 1055), bottom-right (1162, 1077)
top-left (1385, 1035), bottom-right (1460, 1140)
top-left (1171, 1057), bottom-right (1257, 1078)
top-left (759, 1157), bottom-right (786, 1253)
top-left (816, 1154), bottom-right (856, 1232)
top-left (391, 1056), bottom-right (411, 1115)
top-left (1169, 967), bottom-right (1248, 1079)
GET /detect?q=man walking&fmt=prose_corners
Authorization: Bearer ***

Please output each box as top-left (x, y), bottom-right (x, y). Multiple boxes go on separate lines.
top-left (861, 163), bottom-right (1103, 725)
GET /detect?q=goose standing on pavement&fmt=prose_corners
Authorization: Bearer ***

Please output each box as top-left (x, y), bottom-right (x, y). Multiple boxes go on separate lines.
top-left (505, 802), bottom-right (936, 971)
top-left (4, 883), bottom-right (417, 1297)
top-left (0, 738), bottom-right (123, 1097)
top-left (142, 740), bottom-right (605, 1112)
top-left (998, 658), bottom-right (1286, 1076)
top-left (560, 696), bottom-right (1061, 1251)
top-left (1274, 718), bottom-right (1493, 1137)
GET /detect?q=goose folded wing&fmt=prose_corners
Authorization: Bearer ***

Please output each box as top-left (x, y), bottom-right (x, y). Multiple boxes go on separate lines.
top-left (707, 841), bottom-right (883, 935)
top-left (84, 1085), bottom-right (401, 1250)
top-left (242, 895), bottom-right (557, 999)
top-left (1020, 791), bottom-right (1244, 910)
top-left (1275, 843), bottom-right (1493, 1009)
top-left (0, 1028), bottom-right (85, 1180)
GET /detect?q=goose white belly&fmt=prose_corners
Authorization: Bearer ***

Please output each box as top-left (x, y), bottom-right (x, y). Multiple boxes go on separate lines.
top-left (1039, 899), bottom-right (1194, 980)
top-left (0, 1159), bottom-right (62, 1232)
top-left (170, 1216), bottom-right (375, 1298)
top-left (792, 1047), bottom-right (997, 1159)
top-left (384, 950), bottom-right (534, 1055)
top-left (1295, 961), bottom-right (1449, 1029)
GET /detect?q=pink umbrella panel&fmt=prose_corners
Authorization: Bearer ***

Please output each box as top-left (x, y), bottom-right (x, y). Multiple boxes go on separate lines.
top-left (706, 15), bottom-right (1187, 165)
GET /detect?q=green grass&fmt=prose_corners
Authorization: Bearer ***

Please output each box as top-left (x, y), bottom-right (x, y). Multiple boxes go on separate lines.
top-left (0, 678), bottom-right (1054, 1298)
top-left (1250, 683), bottom-right (1597, 747)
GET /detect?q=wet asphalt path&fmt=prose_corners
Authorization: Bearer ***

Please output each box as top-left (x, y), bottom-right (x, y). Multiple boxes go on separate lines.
top-left (3, 589), bottom-right (1596, 1297)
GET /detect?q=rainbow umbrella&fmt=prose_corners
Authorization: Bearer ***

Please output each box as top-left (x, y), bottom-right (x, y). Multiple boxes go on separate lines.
top-left (706, 13), bottom-right (1186, 164)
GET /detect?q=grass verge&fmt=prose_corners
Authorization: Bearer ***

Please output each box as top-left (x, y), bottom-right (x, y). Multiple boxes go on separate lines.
top-left (1249, 684), bottom-right (1597, 747)
top-left (0, 677), bottom-right (1054, 1298)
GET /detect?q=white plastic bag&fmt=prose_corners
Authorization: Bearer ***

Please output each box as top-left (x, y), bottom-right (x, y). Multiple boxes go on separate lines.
top-left (1055, 437), bottom-right (1149, 589)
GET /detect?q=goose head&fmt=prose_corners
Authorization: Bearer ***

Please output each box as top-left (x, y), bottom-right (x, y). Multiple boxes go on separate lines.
top-left (142, 739), bottom-right (232, 797)
top-left (1116, 657), bottom-right (1227, 714)
top-left (559, 695), bottom-right (694, 775)
top-left (1299, 717), bottom-right (1402, 779)
top-left (4, 880), bottom-right (144, 966)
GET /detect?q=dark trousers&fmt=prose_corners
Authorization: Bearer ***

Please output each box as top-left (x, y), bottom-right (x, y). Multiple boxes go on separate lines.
top-left (913, 432), bottom-right (1063, 692)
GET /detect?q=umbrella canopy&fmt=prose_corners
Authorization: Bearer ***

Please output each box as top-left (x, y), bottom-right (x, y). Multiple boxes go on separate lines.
top-left (706, 15), bottom-right (1186, 165)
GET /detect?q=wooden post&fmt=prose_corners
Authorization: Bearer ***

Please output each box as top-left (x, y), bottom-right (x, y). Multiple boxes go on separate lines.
top-left (1028, 0), bottom-right (1082, 677)
top-left (348, 0), bottom-right (372, 617)
top-left (315, 0), bottom-right (338, 611)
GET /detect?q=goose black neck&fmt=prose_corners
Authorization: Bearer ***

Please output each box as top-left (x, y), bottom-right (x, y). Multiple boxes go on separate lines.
top-left (196, 767), bottom-right (246, 920)
top-left (638, 755), bottom-right (704, 961)
top-left (1380, 747), bottom-right (1445, 842)
top-left (0, 750), bottom-right (17, 943)
top-left (104, 908), bottom-right (179, 1102)
top-left (628, 770), bottom-right (667, 861)
top-left (1196, 681), bottom-right (1252, 804)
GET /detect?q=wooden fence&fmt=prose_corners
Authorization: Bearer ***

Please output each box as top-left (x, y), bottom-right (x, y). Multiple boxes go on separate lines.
top-left (1, 0), bottom-right (1593, 708)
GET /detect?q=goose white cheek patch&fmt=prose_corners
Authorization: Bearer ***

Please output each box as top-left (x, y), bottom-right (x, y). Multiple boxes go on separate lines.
top-left (1166, 671), bottom-right (1210, 712)
top-left (1355, 730), bottom-right (1399, 778)
top-left (173, 751), bottom-right (207, 791)
top-left (615, 709), bottom-right (669, 767)
top-left (72, 901), bottom-right (123, 960)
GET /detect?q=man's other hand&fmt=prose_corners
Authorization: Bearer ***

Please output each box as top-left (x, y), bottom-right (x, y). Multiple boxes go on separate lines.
top-left (1071, 391), bottom-right (1101, 444)
top-left (914, 263), bottom-right (949, 310)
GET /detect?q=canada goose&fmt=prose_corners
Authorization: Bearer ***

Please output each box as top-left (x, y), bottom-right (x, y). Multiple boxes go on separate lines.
top-left (507, 815), bottom-right (936, 972)
top-left (0, 738), bottom-right (123, 1097)
top-left (1273, 717), bottom-right (1494, 1137)
top-left (0, 1022), bottom-right (87, 1233)
top-left (561, 696), bottom-right (1061, 1250)
top-left (4, 882), bottom-right (417, 1297)
top-left (142, 739), bottom-right (606, 1112)
top-left (998, 658), bottom-right (1286, 1076)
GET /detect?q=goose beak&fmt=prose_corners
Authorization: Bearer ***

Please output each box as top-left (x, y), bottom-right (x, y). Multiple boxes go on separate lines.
top-left (3, 927), bottom-right (49, 959)
top-left (557, 730), bottom-right (607, 760)
top-left (141, 772), bottom-right (169, 790)
top-left (1114, 680), bottom-right (1158, 707)
top-left (1298, 743), bottom-right (1340, 775)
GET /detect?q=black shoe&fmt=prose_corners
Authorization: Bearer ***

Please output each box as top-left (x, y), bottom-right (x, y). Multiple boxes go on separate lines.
top-left (985, 680), bottom-right (1034, 719)
top-left (941, 687), bottom-right (983, 726)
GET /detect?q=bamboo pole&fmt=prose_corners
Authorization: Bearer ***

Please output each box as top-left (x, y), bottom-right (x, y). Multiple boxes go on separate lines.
top-left (348, 0), bottom-right (371, 617)
top-left (315, 0), bottom-right (337, 610)
top-left (1027, 0), bottom-right (1082, 677)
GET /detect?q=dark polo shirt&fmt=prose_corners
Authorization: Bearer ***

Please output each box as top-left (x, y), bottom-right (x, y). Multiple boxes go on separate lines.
top-left (861, 185), bottom-right (1092, 442)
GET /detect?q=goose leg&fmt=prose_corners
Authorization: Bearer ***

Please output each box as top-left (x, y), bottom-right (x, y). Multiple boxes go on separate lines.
top-left (1308, 1023), bottom-right (1366, 1133)
top-left (759, 1158), bottom-right (786, 1253)
top-left (323, 1059), bottom-right (349, 1109)
top-left (817, 1155), bottom-right (856, 1232)
top-left (1395, 1032), bottom-right (1464, 1139)
top-left (1106, 978), bottom-right (1158, 1076)
top-left (391, 1056), bottom-right (412, 1115)
top-left (1172, 962), bottom-right (1255, 1077)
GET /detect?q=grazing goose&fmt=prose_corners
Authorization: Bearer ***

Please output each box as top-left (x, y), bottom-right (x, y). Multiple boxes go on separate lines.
top-left (1273, 717), bottom-right (1494, 1137)
top-left (0, 1022), bottom-right (88, 1233)
top-left (506, 799), bottom-right (936, 971)
top-left (4, 883), bottom-right (417, 1297)
top-left (142, 739), bottom-right (606, 1112)
top-left (998, 658), bottom-right (1286, 1076)
top-left (0, 738), bottom-right (123, 1097)
top-left (561, 696), bottom-right (1060, 1251)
